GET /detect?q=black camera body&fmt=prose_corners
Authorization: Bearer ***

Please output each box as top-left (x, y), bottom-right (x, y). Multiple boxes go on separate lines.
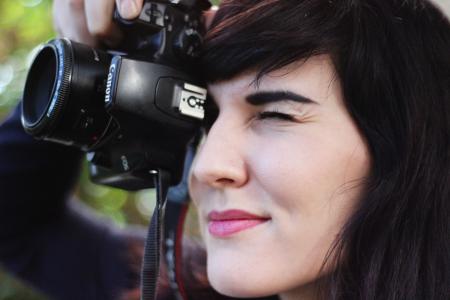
top-left (21, 0), bottom-right (211, 190)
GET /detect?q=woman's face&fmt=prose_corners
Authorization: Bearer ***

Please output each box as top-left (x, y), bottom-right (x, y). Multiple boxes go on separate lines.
top-left (189, 56), bottom-right (371, 299)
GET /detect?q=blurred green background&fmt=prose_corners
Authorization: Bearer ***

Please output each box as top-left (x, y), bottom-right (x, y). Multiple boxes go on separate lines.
top-left (1, 1), bottom-right (55, 299)
top-left (0, 0), bottom-right (219, 299)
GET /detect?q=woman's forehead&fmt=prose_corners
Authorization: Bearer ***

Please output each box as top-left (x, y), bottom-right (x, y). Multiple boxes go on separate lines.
top-left (207, 55), bottom-right (339, 105)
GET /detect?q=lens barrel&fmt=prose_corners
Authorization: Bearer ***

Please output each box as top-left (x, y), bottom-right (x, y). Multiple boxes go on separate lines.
top-left (22, 39), bottom-right (113, 150)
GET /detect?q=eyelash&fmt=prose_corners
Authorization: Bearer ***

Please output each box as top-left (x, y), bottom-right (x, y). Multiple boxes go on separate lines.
top-left (203, 108), bottom-right (295, 132)
top-left (256, 110), bottom-right (295, 121)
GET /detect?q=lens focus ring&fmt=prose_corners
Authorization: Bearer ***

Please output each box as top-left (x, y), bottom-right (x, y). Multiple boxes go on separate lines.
top-left (22, 38), bottom-right (73, 136)
top-left (45, 39), bottom-right (72, 127)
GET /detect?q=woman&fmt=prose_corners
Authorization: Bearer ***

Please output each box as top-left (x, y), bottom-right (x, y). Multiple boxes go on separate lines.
top-left (189, 0), bottom-right (450, 299)
top-left (0, 0), bottom-right (448, 299)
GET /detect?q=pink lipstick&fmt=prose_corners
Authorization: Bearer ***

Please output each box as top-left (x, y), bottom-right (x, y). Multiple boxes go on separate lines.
top-left (207, 210), bottom-right (270, 237)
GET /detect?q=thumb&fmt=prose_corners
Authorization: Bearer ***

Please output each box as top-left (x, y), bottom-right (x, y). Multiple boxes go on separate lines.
top-left (116, 0), bottom-right (144, 19)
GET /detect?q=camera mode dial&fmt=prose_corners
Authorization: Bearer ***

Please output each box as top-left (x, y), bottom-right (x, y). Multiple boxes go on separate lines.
top-left (173, 27), bottom-right (202, 59)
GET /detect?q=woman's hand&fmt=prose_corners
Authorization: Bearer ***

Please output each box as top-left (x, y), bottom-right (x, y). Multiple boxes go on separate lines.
top-left (52, 0), bottom-right (217, 48)
top-left (52, 0), bottom-right (144, 47)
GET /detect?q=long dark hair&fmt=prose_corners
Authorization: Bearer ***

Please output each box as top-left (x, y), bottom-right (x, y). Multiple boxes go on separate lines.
top-left (200, 0), bottom-right (450, 299)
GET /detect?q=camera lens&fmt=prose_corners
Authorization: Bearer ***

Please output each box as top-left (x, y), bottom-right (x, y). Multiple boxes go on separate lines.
top-left (22, 47), bottom-right (57, 126)
top-left (22, 39), bottom-right (114, 150)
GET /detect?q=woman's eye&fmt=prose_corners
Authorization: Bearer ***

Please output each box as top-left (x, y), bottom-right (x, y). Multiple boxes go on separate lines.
top-left (256, 111), bottom-right (295, 121)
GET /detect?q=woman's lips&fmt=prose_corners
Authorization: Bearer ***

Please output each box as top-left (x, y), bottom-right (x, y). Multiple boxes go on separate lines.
top-left (207, 210), bottom-right (270, 237)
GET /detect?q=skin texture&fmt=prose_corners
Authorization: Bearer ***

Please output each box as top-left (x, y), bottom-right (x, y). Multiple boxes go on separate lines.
top-left (189, 56), bottom-right (371, 299)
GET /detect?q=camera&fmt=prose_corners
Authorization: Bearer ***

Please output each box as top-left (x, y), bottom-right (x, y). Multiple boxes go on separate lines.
top-left (21, 0), bottom-right (211, 190)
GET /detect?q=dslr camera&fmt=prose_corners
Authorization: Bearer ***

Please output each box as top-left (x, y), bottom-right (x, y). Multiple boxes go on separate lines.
top-left (21, 0), bottom-right (211, 190)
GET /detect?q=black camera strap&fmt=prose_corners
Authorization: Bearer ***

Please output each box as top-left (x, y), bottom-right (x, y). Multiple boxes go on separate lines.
top-left (141, 169), bottom-right (170, 300)
top-left (163, 199), bottom-right (190, 300)
top-left (141, 140), bottom-right (197, 300)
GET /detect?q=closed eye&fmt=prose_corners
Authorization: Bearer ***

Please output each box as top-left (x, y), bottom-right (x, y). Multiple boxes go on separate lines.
top-left (256, 111), bottom-right (295, 121)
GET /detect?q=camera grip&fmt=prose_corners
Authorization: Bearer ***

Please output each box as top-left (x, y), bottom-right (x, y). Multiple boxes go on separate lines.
top-left (112, 0), bottom-right (210, 56)
top-left (113, 0), bottom-right (211, 28)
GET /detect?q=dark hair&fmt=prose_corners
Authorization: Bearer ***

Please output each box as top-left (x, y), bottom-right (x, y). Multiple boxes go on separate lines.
top-left (200, 0), bottom-right (450, 299)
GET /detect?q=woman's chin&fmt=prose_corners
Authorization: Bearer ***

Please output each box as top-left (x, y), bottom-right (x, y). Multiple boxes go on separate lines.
top-left (208, 273), bottom-right (271, 298)
top-left (207, 259), bottom-right (277, 298)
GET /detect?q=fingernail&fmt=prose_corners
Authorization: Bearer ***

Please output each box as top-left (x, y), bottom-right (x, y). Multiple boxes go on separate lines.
top-left (119, 0), bottom-right (139, 19)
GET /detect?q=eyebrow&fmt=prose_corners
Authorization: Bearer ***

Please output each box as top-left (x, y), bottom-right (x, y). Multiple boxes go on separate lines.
top-left (245, 90), bottom-right (318, 106)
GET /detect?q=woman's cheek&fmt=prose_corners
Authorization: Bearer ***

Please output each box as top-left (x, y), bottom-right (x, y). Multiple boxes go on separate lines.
top-left (247, 131), bottom-right (329, 213)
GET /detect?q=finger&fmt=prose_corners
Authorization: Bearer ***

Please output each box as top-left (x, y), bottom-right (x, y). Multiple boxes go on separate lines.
top-left (203, 6), bottom-right (218, 29)
top-left (85, 0), bottom-right (122, 44)
top-left (116, 0), bottom-right (144, 20)
top-left (53, 0), bottom-right (97, 46)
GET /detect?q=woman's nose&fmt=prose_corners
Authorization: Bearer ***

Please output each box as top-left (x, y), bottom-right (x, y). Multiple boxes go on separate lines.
top-left (190, 120), bottom-right (248, 189)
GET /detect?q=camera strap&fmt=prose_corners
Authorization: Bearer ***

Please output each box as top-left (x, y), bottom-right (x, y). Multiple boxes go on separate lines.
top-left (141, 169), bottom-right (170, 300)
top-left (141, 139), bottom-right (197, 300)
top-left (163, 198), bottom-right (190, 300)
